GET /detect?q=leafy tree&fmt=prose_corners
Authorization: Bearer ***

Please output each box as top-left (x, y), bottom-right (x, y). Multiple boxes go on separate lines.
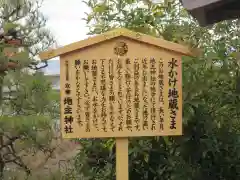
top-left (0, 0), bottom-right (58, 179)
top-left (75, 0), bottom-right (240, 180)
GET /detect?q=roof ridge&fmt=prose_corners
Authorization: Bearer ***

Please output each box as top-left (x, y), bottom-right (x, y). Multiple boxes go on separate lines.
top-left (39, 28), bottom-right (194, 61)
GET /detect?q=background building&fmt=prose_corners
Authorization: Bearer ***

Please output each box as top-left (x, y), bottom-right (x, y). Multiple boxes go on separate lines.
top-left (44, 60), bottom-right (60, 91)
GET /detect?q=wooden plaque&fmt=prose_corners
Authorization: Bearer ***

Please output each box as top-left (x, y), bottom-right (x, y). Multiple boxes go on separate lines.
top-left (60, 38), bottom-right (183, 138)
top-left (39, 28), bottom-right (193, 139)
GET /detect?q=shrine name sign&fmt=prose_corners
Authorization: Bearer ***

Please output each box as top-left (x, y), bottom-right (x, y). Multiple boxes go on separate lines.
top-left (39, 28), bottom-right (193, 139)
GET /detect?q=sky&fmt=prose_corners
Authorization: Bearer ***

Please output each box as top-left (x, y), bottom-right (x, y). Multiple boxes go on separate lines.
top-left (40, 0), bottom-right (90, 75)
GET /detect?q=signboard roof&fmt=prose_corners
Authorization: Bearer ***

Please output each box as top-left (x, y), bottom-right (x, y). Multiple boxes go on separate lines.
top-left (39, 28), bottom-right (194, 61)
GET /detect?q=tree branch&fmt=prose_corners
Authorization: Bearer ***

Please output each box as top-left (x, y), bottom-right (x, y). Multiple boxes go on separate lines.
top-left (0, 3), bottom-right (22, 21)
top-left (28, 61), bottom-right (48, 70)
top-left (8, 143), bottom-right (31, 176)
top-left (12, 158), bottom-right (31, 175)
top-left (2, 97), bottom-right (17, 101)
top-left (0, 135), bottom-right (21, 151)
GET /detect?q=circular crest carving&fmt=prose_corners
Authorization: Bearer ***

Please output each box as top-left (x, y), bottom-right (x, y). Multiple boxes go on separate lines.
top-left (114, 41), bottom-right (128, 56)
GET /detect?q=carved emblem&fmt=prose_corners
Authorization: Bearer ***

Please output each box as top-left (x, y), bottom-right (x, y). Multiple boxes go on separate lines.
top-left (114, 41), bottom-right (128, 56)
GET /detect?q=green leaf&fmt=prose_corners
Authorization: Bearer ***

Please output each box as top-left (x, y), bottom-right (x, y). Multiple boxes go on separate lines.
top-left (153, 11), bottom-right (164, 17)
top-left (126, 0), bottom-right (136, 4)
top-left (9, 51), bottom-right (29, 64)
top-left (163, 137), bottom-right (170, 146)
top-left (3, 22), bottom-right (18, 32)
top-left (94, 4), bottom-right (108, 13)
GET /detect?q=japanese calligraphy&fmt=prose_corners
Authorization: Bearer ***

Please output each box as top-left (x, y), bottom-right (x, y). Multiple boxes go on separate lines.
top-left (109, 59), bottom-right (115, 131)
top-left (100, 59), bottom-right (107, 132)
top-left (125, 58), bottom-right (132, 131)
top-left (75, 59), bottom-right (82, 127)
top-left (134, 58), bottom-right (140, 131)
top-left (83, 60), bottom-right (90, 132)
top-left (64, 60), bottom-right (73, 134)
top-left (92, 59), bottom-right (99, 131)
top-left (150, 58), bottom-right (157, 131)
top-left (158, 58), bottom-right (164, 131)
top-left (117, 58), bottom-right (124, 131)
top-left (62, 56), bottom-right (182, 138)
top-left (168, 58), bottom-right (179, 130)
top-left (142, 58), bottom-right (149, 130)
top-left (65, 60), bottom-right (69, 81)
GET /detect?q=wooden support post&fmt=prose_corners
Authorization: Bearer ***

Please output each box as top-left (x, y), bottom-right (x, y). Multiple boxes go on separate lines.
top-left (116, 138), bottom-right (129, 180)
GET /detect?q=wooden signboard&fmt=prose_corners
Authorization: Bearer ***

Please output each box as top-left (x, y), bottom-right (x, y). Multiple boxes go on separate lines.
top-left (39, 28), bottom-right (193, 180)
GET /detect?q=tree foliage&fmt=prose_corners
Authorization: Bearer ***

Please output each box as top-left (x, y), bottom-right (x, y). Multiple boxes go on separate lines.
top-left (75, 0), bottom-right (240, 180)
top-left (0, 0), bottom-right (58, 179)
top-left (0, 0), bottom-right (55, 69)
